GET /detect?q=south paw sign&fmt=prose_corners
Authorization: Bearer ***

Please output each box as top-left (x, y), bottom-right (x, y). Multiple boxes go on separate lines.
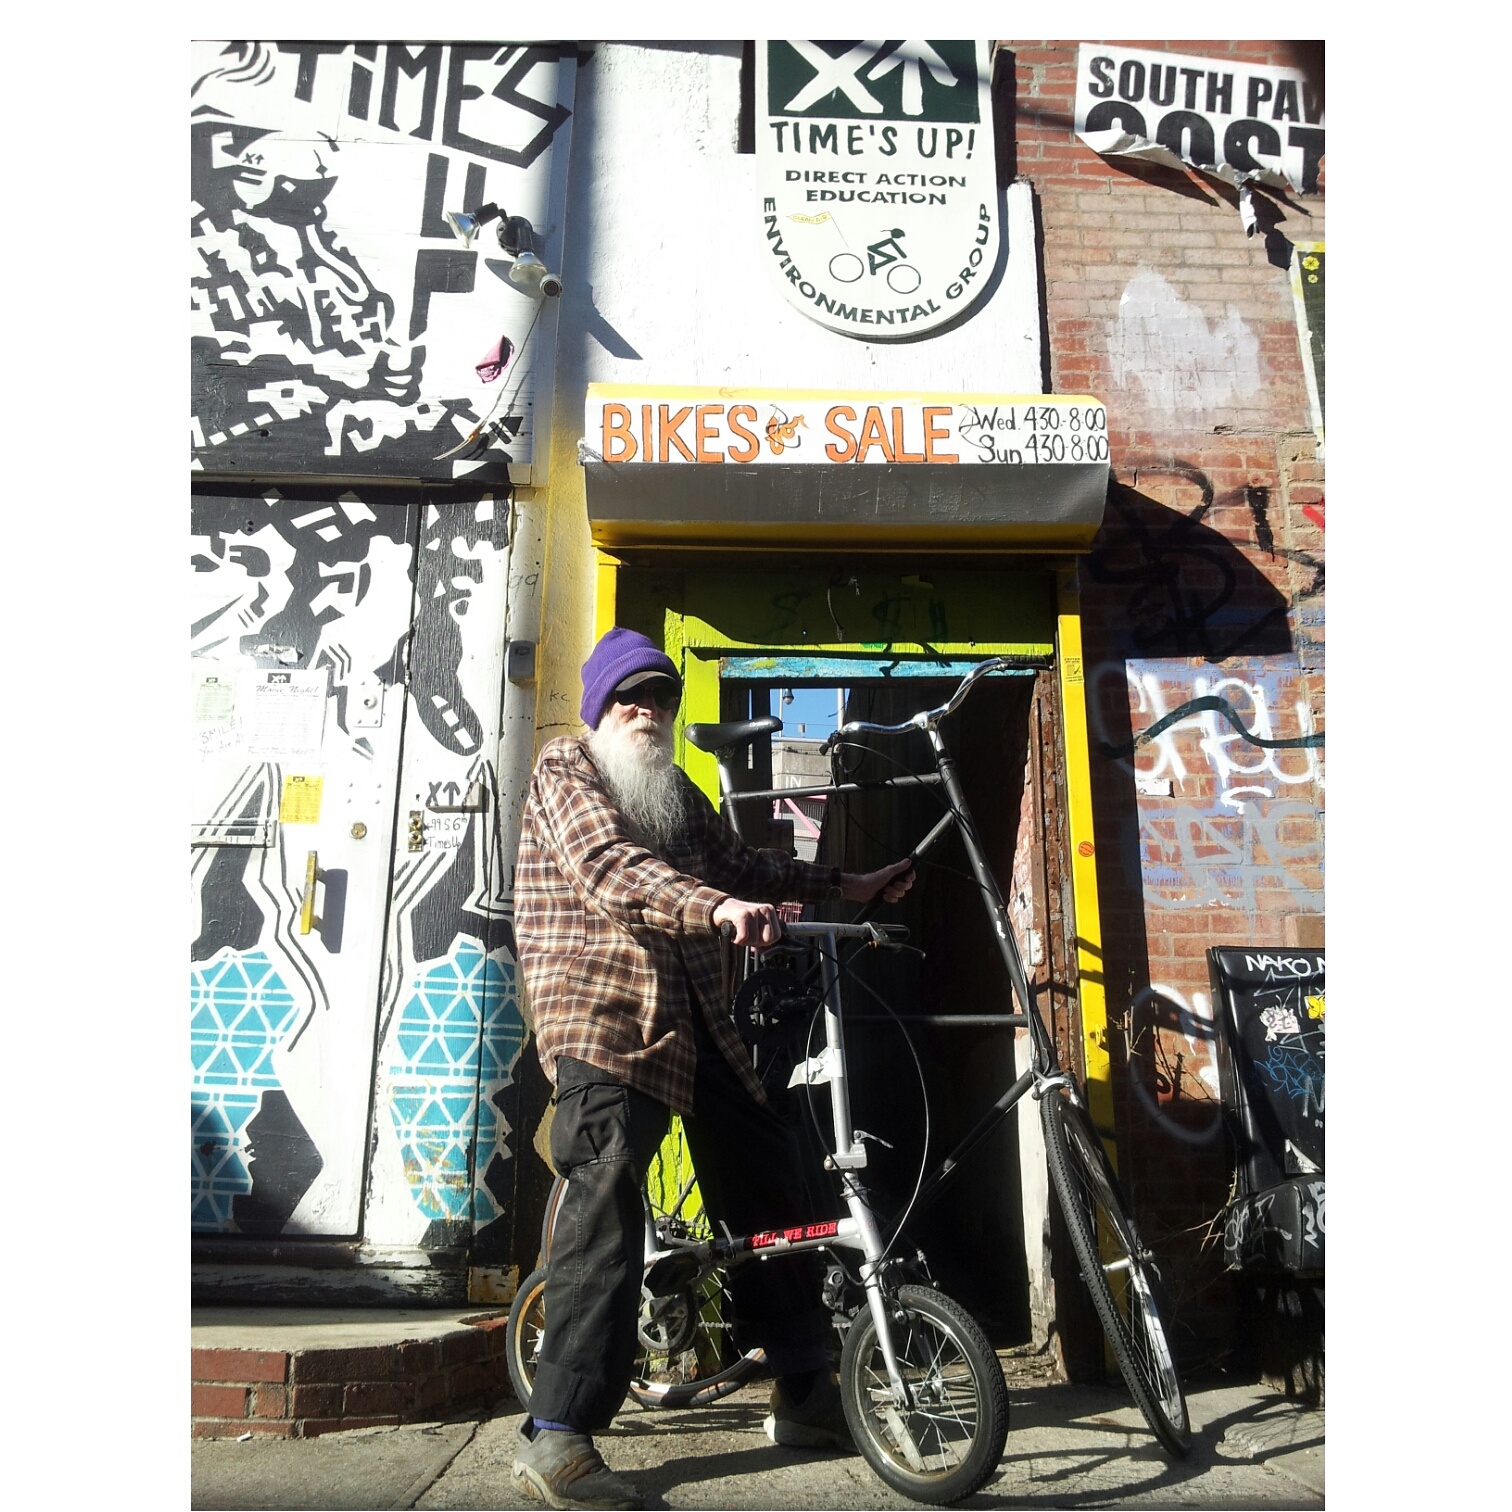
top-left (755, 41), bottom-right (1000, 340)
top-left (1074, 44), bottom-right (1324, 203)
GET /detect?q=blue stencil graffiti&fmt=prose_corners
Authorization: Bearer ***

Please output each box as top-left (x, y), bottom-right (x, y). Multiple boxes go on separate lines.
top-left (388, 939), bottom-right (524, 1222)
top-left (190, 950), bottom-right (299, 1228)
top-left (1261, 1042), bottom-right (1324, 1110)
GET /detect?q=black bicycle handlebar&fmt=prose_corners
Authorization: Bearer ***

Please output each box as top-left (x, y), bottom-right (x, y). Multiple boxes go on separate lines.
top-left (817, 655), bottom-right (1046, 755)
top-left (718, 917), bottom-right (908, 947)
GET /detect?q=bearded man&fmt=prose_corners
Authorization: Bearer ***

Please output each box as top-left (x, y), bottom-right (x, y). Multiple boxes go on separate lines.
top-left (511, 627), bottom-right (913, 1510)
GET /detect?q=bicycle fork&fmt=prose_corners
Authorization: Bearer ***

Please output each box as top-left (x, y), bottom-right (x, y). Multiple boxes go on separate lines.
top-left (842, 1177), bottom-right (917, 1412)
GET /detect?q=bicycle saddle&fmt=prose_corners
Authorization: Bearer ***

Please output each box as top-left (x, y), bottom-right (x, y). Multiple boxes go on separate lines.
top-left (683, 716), bottom-right (781, 755)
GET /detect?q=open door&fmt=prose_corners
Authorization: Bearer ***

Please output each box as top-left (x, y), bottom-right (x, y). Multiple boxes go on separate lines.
top-left (611, 564), bottom-right (1080, 1345)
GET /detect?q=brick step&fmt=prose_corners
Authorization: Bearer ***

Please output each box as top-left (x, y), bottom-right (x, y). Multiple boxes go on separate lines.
top-left (191, 1305), bottom-right (519, 1438)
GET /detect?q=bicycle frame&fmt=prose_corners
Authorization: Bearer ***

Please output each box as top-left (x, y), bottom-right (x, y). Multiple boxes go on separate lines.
top-left (704, 658), bottom-right (1075, 1222)
top-left (642, 920), bottom-right (925, 1410)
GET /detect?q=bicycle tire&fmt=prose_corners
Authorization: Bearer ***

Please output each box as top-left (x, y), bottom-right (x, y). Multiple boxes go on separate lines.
top-left (628, 1348), bottom-right (766, 1409)
top-left (629, 1264), bottom-right (764, 1409)
top-left (1040, 1089), bottom-right (1191, 1456)
top-left (505, 1265), bottom-right (765, 1413)
top-left (839, 1283), bottom-right (1008, 1504)
top-left (505, 1266), bottom-right (549, 1412)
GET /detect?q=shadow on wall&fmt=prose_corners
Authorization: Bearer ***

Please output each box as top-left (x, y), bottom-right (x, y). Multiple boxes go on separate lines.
top-left (1085, 479), bottom-right (1300, 665)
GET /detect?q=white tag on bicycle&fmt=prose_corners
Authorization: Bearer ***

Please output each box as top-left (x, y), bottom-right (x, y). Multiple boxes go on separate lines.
top-left (787, 1047), bottom-right (840, 1088)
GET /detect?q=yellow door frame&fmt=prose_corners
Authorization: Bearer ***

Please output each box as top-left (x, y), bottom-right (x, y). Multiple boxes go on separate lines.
top-left (593, 550), bottom-right (1113, 1162)
top-left (1053, 568), bottom-right (1114, 1166)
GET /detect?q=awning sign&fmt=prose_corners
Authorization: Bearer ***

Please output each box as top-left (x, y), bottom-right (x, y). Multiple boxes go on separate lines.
top-left (1073, 45), bottom-right (1324, 230)
top-left (586, 387), bottom-right (1107, 467)
top-left (755, 42), bottom-right (1000, 339)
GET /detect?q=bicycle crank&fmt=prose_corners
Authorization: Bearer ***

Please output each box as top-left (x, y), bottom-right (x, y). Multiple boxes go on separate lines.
top-left (637, 1286), bottom-right (699, 1354)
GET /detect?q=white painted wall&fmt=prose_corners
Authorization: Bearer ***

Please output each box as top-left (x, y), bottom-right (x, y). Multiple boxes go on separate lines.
top-left (558, 43), bottom-right (1042, 397)
top-left (534, 40), bottom-right (1048, 732)
top-left (1106, 268), bottom-right (1261, 419)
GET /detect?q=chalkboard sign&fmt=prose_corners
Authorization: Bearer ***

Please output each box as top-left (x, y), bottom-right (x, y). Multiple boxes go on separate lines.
top-left (1208, 948), bottom-right (1324, 1276)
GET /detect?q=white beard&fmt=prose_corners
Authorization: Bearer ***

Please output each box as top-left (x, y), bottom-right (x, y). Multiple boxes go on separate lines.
top-left (587, 717), bottom-right (691, 857)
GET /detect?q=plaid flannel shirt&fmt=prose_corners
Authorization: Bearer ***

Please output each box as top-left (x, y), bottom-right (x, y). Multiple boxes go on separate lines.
top-left (515, 735), bottom-right (835, 1115)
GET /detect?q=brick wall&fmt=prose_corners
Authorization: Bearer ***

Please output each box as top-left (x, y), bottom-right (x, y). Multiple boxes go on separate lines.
top-left (1008, 41), bottom-right (1325, 1365)
top-left (190, 1317), bottom-right (517, 1438)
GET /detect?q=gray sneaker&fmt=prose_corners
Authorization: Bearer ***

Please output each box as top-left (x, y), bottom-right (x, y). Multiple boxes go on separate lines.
top-left (762, 1373), bottom-right (854, 1451)
top-left (512, 1420), bottom-right (644, 1510)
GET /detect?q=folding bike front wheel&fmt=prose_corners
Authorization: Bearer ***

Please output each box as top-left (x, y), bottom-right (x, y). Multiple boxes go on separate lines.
top-left (1039, 1088), bottom-right (1192, 1456)
top-left (839, 1283), bottom-right (1008, 1504)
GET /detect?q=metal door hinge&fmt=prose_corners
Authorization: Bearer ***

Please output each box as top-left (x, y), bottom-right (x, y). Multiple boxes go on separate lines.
top-left (192, 819), bottom-right (276, 848)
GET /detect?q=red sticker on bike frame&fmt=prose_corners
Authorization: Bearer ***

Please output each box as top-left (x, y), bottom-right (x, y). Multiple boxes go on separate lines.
top-left (749, 1220), bottom-right (839, 1249)
top-left (1077, 840), bottom-right (1094, 857)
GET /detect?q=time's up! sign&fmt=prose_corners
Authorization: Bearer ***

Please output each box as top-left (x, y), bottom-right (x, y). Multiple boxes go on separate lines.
top-left (754, 42), bottom-right (1000, 339)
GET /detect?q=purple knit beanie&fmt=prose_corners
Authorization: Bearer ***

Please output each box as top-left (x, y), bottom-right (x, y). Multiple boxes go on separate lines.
top-left (580, 627), bottom-right (680, 728)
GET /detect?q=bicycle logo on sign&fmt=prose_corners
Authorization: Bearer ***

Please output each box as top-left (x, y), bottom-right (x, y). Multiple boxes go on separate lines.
top-left (829, 227), bottom-right (921, 296)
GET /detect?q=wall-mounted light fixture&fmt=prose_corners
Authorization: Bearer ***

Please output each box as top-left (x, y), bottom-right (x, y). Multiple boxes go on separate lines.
top-left (445, 202), bottom-right (563, 298)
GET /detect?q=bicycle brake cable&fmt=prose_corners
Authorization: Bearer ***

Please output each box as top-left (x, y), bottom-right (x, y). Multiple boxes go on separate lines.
top-left (797, 935), bottom-right (931, 1271)
top-left (834, 960), bottom-right (931, 1270)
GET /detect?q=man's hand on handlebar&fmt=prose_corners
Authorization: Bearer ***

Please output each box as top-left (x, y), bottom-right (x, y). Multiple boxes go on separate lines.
top-left (713, 859), bottom-right (912, 948)
top-left (846, 857), bottom-right (915, 905)
top-left (713, 898), bottom-right (784, 949)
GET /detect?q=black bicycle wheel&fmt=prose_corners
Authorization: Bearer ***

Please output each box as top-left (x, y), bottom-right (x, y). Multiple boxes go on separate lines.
top-left (839, 1283), bottom-right (1008, 1504)
top-left (538, 1174), bottom-right (569, 1265)
top-left (1040, 1089), bottom-right (1191, 1455)
top-left (505, 1266), bottom-right (549, 1412)
top-left (506, 1261), bottom-right (763, 1414)
top-left (628, 1342), bottom-right (765, 1409)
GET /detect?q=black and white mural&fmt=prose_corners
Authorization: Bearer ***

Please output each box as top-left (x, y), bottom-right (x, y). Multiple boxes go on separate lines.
top-left (191, 484), bottom-right (530, 1259)
top-left (190, 43), bottom-right (575, 481)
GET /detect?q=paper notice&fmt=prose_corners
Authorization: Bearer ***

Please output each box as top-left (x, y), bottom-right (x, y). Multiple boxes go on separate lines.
top-left (244, 669), bottom-right (328, 761)
top-left (279, 775), bottom-right (324, 824)
top-left (192, 667), bottom-right (239, 757)
top-left (1072, 44), bottom-right (1324, 234)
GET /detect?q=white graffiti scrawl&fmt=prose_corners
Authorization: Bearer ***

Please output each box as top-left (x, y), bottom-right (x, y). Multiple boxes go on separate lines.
top-left (1106, 664), bottom-right (1322, 807)
top-left (1090, 659), bottom-right (1324, 917)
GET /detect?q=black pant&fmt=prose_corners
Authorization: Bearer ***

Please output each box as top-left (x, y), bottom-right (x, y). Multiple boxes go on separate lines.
top-left (528, 1020), bottom-right (833, 1431)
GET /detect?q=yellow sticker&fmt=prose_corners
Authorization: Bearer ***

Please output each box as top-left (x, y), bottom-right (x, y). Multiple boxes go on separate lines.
top-left (280, 775), bottom-right (324, 824)
top-left (1305, 993), bottom-right (1325, 1019)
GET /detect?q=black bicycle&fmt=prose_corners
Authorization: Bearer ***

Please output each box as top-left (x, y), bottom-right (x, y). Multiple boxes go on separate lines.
top-left (686, 657), bottom-right (1190, 1457)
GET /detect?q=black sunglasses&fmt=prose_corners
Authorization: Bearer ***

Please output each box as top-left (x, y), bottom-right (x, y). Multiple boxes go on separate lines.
top-left (612, 678), bottom-right (682, 712)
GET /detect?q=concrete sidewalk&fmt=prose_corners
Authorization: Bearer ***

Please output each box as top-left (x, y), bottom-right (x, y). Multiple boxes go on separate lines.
top-left (192, 1368), bottom-right (1323, 1509)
